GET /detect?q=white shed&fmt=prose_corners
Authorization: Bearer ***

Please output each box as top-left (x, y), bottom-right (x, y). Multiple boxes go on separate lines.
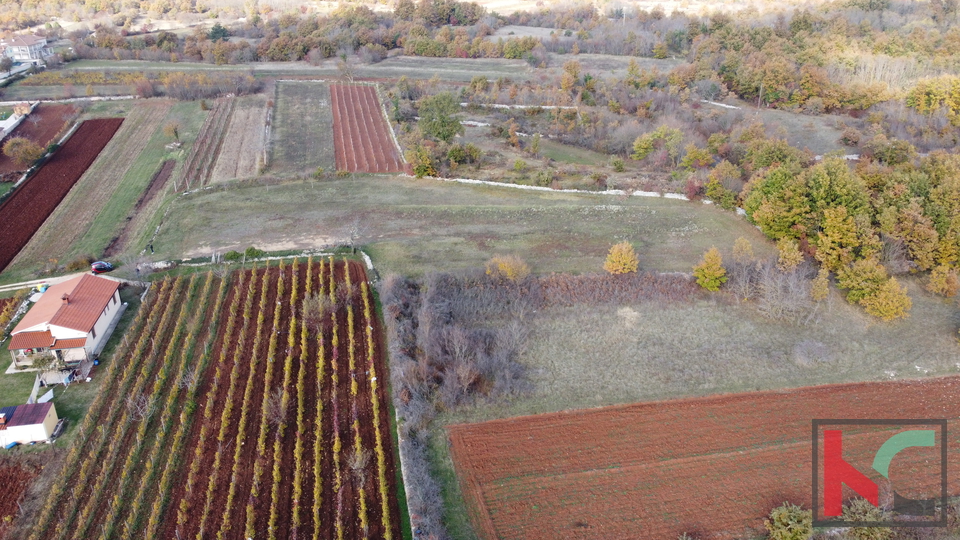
top-left (0, 402), bottom-right (58, 446)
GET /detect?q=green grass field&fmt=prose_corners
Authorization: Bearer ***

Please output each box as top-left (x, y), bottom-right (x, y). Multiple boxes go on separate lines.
top-left (150, 175), bottom-right (773, 276)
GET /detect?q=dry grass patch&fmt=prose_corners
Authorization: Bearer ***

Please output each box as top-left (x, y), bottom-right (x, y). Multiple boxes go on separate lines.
top-left (210, 94), bottom-right (269, 182)
top-left (270, 81), bottom-right (335, 176)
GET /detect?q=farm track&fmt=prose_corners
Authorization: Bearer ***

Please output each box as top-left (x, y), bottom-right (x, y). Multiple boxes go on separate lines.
top-left (0, 118), bottom-right (123, 272)
top-left (56, 259), bottom-right (405, 540)
top-left (103, 158), bottom-right (176, 257)
top-left (179, 98), bottom-right (235, 191)
top-left (449, 377), bottom-right (960, 540)
top-left (330, 84), bottom-right (403, 174)
top-left (8, 101), bottom-right (171, 268)
top-left (0, 103), bottom-right (78, 177)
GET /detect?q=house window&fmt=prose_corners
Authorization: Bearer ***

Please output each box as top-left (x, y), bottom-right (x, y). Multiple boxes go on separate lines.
top-left (91, 328), bottom-right (96, 339)
top-left (112, 294), bottom-right (117, 305)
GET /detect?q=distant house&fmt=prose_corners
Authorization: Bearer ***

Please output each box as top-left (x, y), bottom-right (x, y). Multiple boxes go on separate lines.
top-left (7, 274), bottom-right (122, 368)
top-left (0, 402), bottom-right (58, 446)
top-left (1, 34), bottom-right (49, 64)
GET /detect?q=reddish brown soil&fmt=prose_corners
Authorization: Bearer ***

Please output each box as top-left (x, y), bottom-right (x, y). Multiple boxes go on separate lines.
top-left (449, 377), bottom-right (960, 540)
top-left (155, 260), bottom-right (401, 540)
top-left (0, 118), bottom-right (123, 272)
top-left (0, 461), bottom-right (42, 540)
top-left (330, 84), bottom-right (403, 173)
top-left (102, 159), bottom-right (176, 257)
top-left (0, 104), bottom-right (78, 176)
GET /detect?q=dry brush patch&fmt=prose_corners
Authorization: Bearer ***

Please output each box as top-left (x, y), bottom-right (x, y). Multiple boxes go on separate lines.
top-left (0, 118), bottom-right (123, 272)
top-left (210, 94), bottom-right (269, 183)
top-left (448, 377), bottom-right (960, 540)
top-left (8, 101), bottom-right (171, 269)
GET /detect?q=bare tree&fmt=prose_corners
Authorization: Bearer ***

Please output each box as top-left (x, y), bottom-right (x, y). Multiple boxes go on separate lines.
top-left (265, 387), bottom-right (285, 426)
top-left (302, 292), bottom-right (334, 332)
top-left (125, 394), bottom-right (154, 421)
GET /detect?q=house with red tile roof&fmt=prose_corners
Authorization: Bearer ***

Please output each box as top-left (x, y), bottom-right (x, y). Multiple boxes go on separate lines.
top-left (7, 274), bottom-right (122, 368)
top-left (0, 402), bottom-right (58, 446)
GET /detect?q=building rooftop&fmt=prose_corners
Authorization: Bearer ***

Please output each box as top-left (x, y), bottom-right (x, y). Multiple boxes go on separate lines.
top-left (12, 274), bottom-right (119, 336)
top-left (5, 402), bottom-right (52, 428)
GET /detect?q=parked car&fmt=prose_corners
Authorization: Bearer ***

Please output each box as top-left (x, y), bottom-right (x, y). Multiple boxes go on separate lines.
top-left (91, 261), bottom-right (114, 274)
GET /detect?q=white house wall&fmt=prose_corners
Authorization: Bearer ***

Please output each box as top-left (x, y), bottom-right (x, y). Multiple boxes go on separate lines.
top-left (85, 290), bottom-right (121, 354)
top-left (47, 325), bottom-right (86, 340)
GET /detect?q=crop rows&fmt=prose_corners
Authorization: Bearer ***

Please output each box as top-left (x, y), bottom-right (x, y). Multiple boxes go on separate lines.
top-left (28, 259), bottom-right (401, 539)
top-left (178, 98), bottom-right (235, 191)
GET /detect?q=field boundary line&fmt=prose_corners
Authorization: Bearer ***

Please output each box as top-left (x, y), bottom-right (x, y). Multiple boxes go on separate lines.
top-left (375, 84), bottom-right (405, 163)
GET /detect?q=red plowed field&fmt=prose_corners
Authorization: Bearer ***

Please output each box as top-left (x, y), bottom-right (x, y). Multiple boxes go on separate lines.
top-left (25, 259), bottom-right (402, 540)
top-left (330, 84), bottom-right (404, 173)
top-left (449, 377), bottom-right (960, 540)
top-left (0, 104), bottom-right (78, 176)
top-left (0, 118), bottom-right (123, 272)
top-left (0, 460), bottom-right (42, 540)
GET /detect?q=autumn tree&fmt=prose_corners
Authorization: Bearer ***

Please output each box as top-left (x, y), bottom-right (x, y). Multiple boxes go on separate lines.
top-left (742, 165), bottom-right (810, 240)
top-left (163, 122), bottom-right (181, 142)
top-left (815, 206), bottom-right (861, 272)
top-left (2, 137), bottom-right (44, 166)
top-left (631, 125), bottom-right (683, 164)
top-left (485, 255), bottom-right (530, 282)
top-left (733, 237), bottom-right (754, 264)
top-left (603, 241), bottom-right (639, 274)
top-left (705, 160), bottom-right (741, 210)
top-left (811, 268), bottom-right (830, 301)
top-left (893, 201), bottom-right (939, 271)
top-left (925, 264), bottom-right (959, 297)
top-left (418, 92), bottom-right (463, 143)
top-left (777, 238), bottom-right (804, 271)
top-left (693, 247), bottom-right (727, 291)
top-left (836, 258), bottom-right (888, 304)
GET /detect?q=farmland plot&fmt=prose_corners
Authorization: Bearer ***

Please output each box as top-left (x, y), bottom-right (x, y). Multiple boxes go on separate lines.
top-left (449, 378), bottom-right (960, 540)
top-left (0, 459), bottom-right (42, 540)
top-left (177, 98), bottom-right (233, 191)
top-left (270, 81), bottom-right (335, 176)
top-left (330, 84), bottom-right (403, 174)
top-left (0, 103), bottom-right (78, 177)
top-left (8, 101), bottom-right (171, 268)
top-left (210, 94), bottom-right (269, 183)
top-left (0, 118), bottom-right (123, 272)
top-left (25, 259), bottom-right (402, 540)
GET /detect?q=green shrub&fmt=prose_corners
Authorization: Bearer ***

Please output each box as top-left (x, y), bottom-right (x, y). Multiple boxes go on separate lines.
top-left (244, 247), bottom-right (265, 259)
top-left (764, 502), bottom-right (812, 540)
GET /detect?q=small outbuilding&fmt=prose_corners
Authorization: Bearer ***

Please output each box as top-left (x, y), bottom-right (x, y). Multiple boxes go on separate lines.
top-left (0, 402), bottom-right (58, 446)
